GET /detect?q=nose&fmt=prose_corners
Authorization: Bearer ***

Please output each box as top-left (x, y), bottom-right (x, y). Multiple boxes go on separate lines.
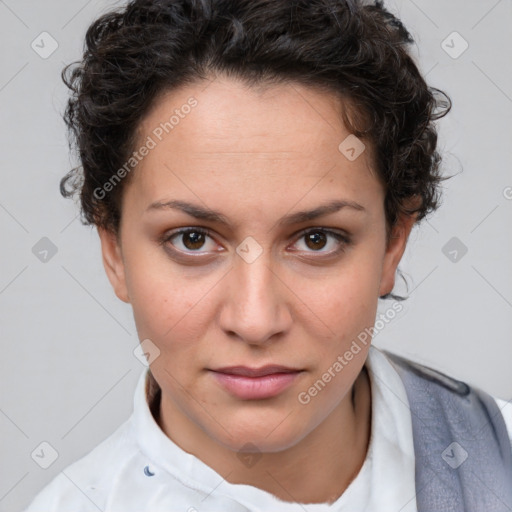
top-left (218, 249), bottom-right (292, 346)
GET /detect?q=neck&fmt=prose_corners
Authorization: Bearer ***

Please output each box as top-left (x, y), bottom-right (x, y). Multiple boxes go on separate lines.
top-left (156, 366), bottom-right (372, 504)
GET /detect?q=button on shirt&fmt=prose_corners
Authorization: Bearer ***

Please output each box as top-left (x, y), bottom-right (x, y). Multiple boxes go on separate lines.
top-left (24, 346), bottom-right (512, 512)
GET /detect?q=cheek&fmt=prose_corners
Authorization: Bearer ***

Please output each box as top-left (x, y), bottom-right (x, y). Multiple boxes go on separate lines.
top-left (122, 246), bottom-right (195, 338)
top-left (123, 248), bottom-right (221, 367)
top-left (131, 285), bottom-right (205, 343)
top-left (293, 251), bottom-right (383, 341)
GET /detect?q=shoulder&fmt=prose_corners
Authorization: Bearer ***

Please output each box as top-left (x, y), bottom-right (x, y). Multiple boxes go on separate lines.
top-left (24, 418), bottom-right (137, 512)
top-left (381, 348), bottom-right (512, 449)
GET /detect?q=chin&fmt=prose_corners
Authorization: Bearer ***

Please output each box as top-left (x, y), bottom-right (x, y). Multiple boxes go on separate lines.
top-left (207, 416), bottom-right (309, 454)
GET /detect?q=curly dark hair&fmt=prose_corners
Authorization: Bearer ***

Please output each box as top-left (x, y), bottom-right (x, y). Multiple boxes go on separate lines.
top-left (60, 0), bottom-right (452, 300)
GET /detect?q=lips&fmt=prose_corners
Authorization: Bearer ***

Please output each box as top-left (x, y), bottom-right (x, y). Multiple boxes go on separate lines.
top-left (209, 365), bottom-right (304, 400)
top-left (211, 365), bottom-right (301, 378)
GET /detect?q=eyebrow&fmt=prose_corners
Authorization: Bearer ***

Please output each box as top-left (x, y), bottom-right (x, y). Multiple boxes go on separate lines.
top-left (145, 198), bottom-right (366, 226)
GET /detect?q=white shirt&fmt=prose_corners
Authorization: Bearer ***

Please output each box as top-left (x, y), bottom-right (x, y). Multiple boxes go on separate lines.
top-left (25, 346), bottom-right (512, 512)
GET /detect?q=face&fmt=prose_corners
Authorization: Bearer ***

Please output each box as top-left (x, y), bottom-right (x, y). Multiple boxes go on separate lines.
top-left (99, 75), bottom-right (415, 456)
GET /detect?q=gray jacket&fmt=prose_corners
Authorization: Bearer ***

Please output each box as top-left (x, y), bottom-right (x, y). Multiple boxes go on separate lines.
top-left (386, 351), bottom-right (512, 511)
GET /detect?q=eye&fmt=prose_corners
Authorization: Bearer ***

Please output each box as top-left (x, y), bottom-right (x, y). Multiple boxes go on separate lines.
top-left (159, 227), bottom-right (351, 259)
top-left (161, 227), bottom-right (219, 254)
top-left (289, 228), bottom-right (350, 256)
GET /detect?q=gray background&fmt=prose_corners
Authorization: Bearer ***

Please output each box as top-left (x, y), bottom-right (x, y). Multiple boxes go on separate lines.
top-left (1, 0), bottom-right (511, 510)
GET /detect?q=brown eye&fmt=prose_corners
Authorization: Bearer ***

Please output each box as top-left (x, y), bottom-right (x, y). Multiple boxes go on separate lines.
top-left (181, 231), bottom-right (206, 250)
top-left (291, 228), bottom-right (350, 256)
top-left (304, 231), bottom-right (328, 251)
top-left (162, 228), bottom-right (218, 253)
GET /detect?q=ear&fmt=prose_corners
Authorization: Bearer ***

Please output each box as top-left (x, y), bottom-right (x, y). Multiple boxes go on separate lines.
top-left (97, 227), bottom-right (130, 303)
top-left (378, 204), bottom-right (419, 298)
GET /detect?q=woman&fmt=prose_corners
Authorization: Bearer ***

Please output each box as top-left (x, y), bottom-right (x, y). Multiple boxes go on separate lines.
top-left (25, 0), bottom-right (512, 510)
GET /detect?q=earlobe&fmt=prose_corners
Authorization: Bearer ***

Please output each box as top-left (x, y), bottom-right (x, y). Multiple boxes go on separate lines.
top-left (97, 227), bottom-right (130, 303)
top-left (379, 211), bottom-right (418, 298)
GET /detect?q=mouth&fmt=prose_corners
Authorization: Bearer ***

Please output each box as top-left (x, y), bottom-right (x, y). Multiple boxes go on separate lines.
top-left (211, 364), bottom-right (302, 377)
top-left (208, 365), bottom-right (304, 400)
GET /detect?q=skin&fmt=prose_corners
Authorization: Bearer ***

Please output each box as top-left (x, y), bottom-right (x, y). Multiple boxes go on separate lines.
top-left (98, 74), bottom-right (417, 504)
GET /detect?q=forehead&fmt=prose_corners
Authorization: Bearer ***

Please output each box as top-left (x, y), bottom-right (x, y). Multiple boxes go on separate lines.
top-left (126, 76), bottom-right (382, 215)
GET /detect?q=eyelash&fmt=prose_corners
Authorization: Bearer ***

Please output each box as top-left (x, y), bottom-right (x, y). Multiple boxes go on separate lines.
top-left (158, 227), bottom-right (351, 259)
